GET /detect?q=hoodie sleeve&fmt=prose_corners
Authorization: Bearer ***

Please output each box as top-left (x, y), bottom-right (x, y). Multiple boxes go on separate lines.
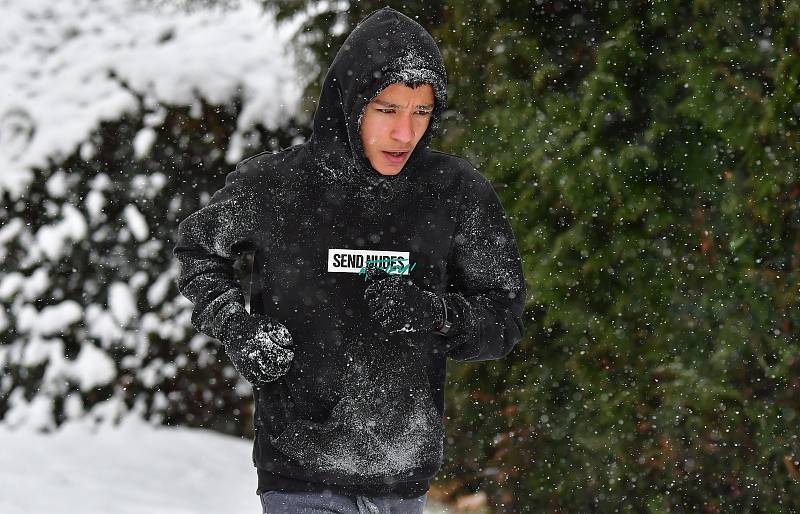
top-left (439, 175), bottom-right (527, 362)
top-left (172, 160), bottom-right (264, 342)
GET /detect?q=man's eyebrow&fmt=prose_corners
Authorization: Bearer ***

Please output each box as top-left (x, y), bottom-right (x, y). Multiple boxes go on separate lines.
top-left (373, 99), bottom-right (434, 110)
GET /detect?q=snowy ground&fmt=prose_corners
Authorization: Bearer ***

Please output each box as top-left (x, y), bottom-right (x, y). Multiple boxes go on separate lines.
top-left (0, 416), bottom-right (453, 514)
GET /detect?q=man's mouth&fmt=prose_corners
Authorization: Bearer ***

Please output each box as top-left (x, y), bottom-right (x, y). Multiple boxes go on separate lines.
top-left (382, 150), bottom-right (408, 164)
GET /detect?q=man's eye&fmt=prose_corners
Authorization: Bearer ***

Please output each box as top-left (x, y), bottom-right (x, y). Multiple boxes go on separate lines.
top-left (416, 111), bottom-right (432, 116)
top-left (377, 108), bottom-right (395, 114)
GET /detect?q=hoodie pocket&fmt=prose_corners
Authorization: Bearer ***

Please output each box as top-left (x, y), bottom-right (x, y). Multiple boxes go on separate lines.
top-left (253, 379), bottom-right (296, 439)
top-left (268, 341), bottom-right (443, 484)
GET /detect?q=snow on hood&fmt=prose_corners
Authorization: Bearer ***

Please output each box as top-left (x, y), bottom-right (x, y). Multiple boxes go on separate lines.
top-left (308, 7), bottom-right (448, 198)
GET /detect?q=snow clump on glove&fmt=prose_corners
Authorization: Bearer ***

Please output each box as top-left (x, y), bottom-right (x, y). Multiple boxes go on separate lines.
top-left (218, 305), bottom-right (294, 387)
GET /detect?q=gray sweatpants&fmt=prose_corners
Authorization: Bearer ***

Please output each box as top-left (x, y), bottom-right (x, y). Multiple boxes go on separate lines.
top-left (259, 489), bottom-right (428, 514)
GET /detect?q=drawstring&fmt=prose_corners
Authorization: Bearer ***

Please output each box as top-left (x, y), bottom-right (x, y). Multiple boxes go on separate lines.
top-left (356, 494), bottom-right (380, 514)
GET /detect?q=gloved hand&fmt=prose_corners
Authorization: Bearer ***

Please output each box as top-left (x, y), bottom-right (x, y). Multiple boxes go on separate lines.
top-left (363, 267), bottom-right (444, 333)
top-left (218, 306), bottom-right (295, 386)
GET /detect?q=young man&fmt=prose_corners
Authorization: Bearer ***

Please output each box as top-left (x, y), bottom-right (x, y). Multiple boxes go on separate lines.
top-left (173, 6), bottom-right (527, 514)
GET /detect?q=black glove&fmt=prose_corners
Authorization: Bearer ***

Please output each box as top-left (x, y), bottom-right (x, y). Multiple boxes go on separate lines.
top-left (363, 267), bottom-right (444, 333)
top-left (217, 304), bottom-right (294, 386)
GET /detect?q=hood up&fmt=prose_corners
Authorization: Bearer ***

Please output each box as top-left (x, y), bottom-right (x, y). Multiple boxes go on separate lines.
top-left (309, 7), bottom-right (448, 201)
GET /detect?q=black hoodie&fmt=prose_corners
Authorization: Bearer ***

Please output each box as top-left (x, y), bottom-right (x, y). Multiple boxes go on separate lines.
top-left (173, 6), bottom-right (527, 500)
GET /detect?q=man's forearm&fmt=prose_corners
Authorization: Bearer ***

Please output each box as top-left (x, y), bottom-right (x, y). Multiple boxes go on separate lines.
top-left (175, 250), bottom-right (246, 341)
top-left (438, 290), bottom-right (525, 362)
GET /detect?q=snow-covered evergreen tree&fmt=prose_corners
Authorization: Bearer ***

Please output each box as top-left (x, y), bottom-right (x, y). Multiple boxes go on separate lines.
top-left (0, 0), bottom-right (308, 436)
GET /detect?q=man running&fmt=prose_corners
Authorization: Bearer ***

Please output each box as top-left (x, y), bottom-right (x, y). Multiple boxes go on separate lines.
top-left (173, 6), bottom-right (527, 514)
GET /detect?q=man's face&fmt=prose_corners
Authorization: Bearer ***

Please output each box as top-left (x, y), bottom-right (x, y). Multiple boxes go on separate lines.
top-left (359, 82), bottom-right (435, 176)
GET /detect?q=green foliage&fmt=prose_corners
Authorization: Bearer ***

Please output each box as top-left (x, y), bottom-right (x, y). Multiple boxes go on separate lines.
top-left (266, 0), bottom-right (800, 511)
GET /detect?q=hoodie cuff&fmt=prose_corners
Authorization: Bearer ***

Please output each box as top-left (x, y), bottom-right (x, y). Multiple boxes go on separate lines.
top-left (210, 300), bottom-right (249, 344)
top-left (437, 292), bottom-right (466, 338)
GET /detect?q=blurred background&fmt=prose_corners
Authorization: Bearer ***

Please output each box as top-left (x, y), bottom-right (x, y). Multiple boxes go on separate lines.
top-left (1, 0), bottom-right (799, 512)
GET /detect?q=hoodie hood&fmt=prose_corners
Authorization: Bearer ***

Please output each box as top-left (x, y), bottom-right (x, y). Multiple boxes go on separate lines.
top-left (309, 7), bottom-right (448, 201)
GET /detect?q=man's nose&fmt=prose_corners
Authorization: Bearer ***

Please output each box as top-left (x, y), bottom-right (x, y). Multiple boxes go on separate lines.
top-left (390, 114), bottom-right (415, 144)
